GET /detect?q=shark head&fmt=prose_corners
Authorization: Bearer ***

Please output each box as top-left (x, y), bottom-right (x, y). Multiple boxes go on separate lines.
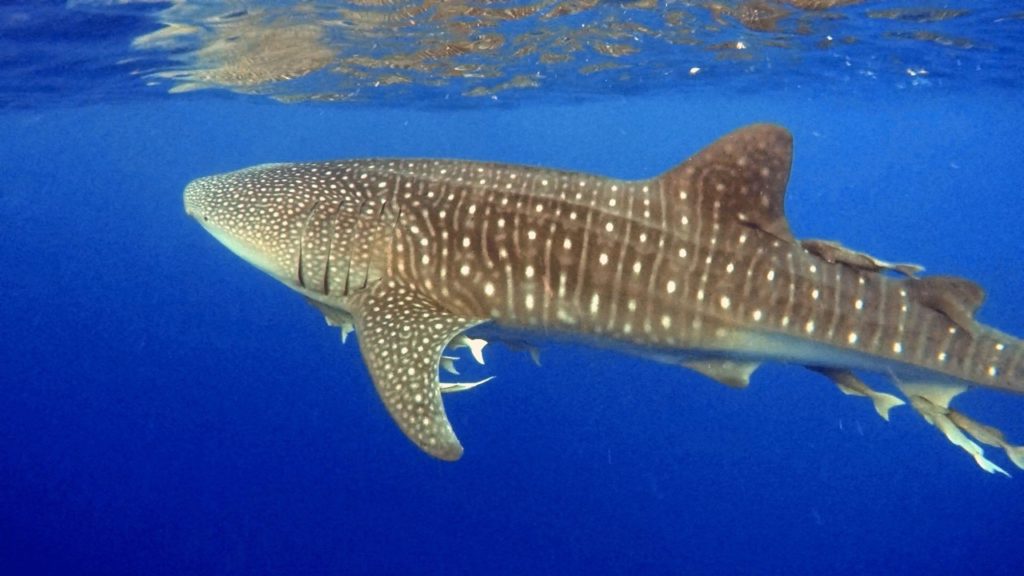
top-left (184, 163), bottom-right (309, 287)
top-left (185, 159), bottom-right (399, 310)
top-left (185, 159), bottom-right (478, 460)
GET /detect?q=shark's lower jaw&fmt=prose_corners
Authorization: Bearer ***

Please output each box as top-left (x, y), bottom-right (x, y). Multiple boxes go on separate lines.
top-left (197, 218), bottom-right (292, 284)
top-left (187, 124), bottom-right (1024, 474)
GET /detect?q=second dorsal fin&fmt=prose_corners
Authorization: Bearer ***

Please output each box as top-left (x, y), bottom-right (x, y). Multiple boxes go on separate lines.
top-left (657, 123), bottom-right (795, 242)
top-left (907, 275), bottom-right (986, 334)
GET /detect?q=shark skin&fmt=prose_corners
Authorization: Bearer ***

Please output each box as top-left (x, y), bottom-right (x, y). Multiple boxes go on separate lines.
top-left (185, 124), bottom-right (1024, 472)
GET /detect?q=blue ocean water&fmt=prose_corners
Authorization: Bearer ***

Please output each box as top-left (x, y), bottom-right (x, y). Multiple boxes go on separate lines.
top-left (2, 2), bottom-right (1024, 575)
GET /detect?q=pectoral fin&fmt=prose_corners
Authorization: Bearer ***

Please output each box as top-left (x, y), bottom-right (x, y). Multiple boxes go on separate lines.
top-left (349, 280), bottom-right (486, 461)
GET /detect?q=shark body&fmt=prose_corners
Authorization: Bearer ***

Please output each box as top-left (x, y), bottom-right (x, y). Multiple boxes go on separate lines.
top-left (185, 124), bottom-right (1024, 472)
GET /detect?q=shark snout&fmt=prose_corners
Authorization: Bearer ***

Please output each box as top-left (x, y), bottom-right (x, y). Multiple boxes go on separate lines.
top-left (183, 177), bottom-right (211, 222)
top-left (182, 171), bottom-right (297, 285)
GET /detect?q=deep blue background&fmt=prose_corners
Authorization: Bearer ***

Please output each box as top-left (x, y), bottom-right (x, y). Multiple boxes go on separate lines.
top-left (2, 91), bottom-right (1024, 575)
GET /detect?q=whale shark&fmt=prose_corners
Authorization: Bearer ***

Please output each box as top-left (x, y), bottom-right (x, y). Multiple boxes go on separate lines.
top-left (185, 124), bottom-right (1024, 473)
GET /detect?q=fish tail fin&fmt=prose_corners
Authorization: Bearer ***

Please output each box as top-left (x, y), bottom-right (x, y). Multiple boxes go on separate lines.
top-left (870, 392), bottom-right (905, 422)
top-left (1006, 445), bottom-right (1024, 470)
top-left (816, 368), bottom-right (904, 421)
top-left (895, 380), bottom-right (1019, 475)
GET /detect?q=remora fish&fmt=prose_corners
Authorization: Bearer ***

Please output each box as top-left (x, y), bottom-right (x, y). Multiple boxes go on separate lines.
top-left (184, 124), bottom-right (1024, 473)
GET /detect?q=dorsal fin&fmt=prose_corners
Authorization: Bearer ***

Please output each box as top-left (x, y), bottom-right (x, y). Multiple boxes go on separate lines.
top-left (907, 275), bottom-right (986, 334)
top-left (657, 124), bottom-right (795, 242)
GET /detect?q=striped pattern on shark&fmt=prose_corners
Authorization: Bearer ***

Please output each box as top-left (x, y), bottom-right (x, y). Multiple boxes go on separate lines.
top-left (184, 124), bottom-right (1024, 473)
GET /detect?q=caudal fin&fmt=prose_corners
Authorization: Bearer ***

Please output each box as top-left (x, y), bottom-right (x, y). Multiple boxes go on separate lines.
top-left (1006, 446), bottom-right (1024, 470)
top-left (868, 392), bottom-right (905, 422)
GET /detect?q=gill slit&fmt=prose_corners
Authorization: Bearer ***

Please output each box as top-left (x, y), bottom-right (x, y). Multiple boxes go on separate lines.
top-left (344, 198), bottom-right (369, 296)
top-left (322, 201), bottom-right (344, 295)
top-left (297, 199), bottom-right (322, 290)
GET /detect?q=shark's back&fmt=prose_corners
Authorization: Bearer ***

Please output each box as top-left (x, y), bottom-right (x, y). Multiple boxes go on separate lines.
top-left (310, 126), bottom-right (1023, 393)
